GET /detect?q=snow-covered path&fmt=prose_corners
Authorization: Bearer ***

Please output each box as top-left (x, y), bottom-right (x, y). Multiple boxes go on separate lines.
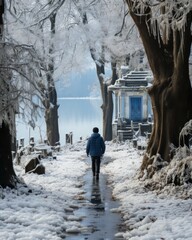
top-left (104, 141), bottom-right (192, 240)
top-left (0, 143), bottom-right (89, 240)
top-left (65, 168), bottom-right (124, 239)
top-left (0, 141), bottom-right (125, 240)
top-left (1, 140), bottom-right (192, 239)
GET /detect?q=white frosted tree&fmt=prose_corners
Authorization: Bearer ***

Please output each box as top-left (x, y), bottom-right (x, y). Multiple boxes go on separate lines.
top-left (72, 0), bottom-right (143, 140)
top-left (6, 0), bottom-right (98, 145)
top-left (7, 0), bottom-right (146, 143)
top-left (0, 0), bottom-right (72, 187)
top-left (0, 0), bottom-right (42, 187)
top-left (5, 0), bottom-right (69, 146)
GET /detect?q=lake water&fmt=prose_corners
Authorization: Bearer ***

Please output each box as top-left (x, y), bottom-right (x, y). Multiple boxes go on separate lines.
top-left (16, 98), bottom-right (103, 146)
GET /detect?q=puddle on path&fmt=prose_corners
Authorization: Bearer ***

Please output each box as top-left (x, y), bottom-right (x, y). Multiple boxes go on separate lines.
top-left (64, 170), bottom-right (125, 240)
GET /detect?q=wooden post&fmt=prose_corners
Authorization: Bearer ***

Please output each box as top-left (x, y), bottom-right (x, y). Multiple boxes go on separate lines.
top-left (66, 132), bottom-right (73, 144)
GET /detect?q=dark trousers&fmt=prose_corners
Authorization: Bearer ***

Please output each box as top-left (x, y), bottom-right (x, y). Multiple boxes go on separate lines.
top-left (91, 156), bottom-right (101, 175)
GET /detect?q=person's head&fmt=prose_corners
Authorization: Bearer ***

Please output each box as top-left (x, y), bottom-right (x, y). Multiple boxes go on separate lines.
top-left (93, 127), bottom-right (99, 133)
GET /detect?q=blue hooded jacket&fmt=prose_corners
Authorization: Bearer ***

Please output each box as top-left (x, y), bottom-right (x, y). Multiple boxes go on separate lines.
top-left (86, 133), bottom-right (105, 157)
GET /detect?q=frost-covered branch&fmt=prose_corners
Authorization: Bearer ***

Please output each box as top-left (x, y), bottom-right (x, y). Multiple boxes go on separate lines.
top-left (127, 0), bottom-right (192, 39)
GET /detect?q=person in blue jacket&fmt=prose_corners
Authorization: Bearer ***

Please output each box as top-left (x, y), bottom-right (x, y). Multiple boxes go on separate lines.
top-left (86, 127), bottom-right (105, 180)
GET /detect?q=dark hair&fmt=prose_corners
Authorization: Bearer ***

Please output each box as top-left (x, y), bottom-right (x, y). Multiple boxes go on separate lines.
top-left (93, 127), bottom-right (99, 133)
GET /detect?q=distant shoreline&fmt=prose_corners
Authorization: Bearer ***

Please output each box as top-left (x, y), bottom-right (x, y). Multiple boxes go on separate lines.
top-left (58, 97), bottom-right (101, 100)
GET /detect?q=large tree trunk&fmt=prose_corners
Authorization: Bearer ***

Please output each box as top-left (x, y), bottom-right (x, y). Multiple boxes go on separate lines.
top-left (82, 12), bottom-right (118, 141)
top-left (44, 12), bottom-right (60, 146)
top-left (44, 61), bottom-right (60, 146)
top-left (0, 1), bottom-right (19, 188)
top-left (92, 54), bottom-right (117, 141)
top-left (44, 87), bottom-right (60, 146)
top-left (0, 122), bottom-right (18, 188)
top-left (127, 1), bottom-right (192, 177)
top-left (102, 83), bottom-right (113, 140)
top-left (102, 62), bottom-right (118, 141)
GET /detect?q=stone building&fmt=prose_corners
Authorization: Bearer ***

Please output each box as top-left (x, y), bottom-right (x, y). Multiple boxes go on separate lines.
top-left (108, 69), bottom-right (153, 141)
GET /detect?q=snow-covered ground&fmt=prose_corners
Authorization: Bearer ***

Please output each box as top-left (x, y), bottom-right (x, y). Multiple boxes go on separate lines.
top-left (1, 140), bottom-right (192, 239)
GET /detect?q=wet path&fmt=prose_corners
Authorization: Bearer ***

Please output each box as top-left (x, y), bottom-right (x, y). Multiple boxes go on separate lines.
top-left (65, 169), bottom-right (124, 240)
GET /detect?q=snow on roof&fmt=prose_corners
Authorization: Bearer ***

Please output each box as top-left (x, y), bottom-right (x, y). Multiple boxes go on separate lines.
top-left (108, 70), bottom-right (153, 91)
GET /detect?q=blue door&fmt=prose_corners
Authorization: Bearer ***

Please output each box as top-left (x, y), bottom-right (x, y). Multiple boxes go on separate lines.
top-left (130, 97), bottom-right (142, 121)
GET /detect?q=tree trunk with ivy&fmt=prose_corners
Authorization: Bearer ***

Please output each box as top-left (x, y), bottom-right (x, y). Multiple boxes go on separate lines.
top-left (126, 1), bottom-right (192, 178)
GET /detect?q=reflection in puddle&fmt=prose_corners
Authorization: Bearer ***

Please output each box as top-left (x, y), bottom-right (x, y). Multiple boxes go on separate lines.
top-left (90, 178), bottom-right (104, 210)
top-left (64, 172), bottom-right (124, 239)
